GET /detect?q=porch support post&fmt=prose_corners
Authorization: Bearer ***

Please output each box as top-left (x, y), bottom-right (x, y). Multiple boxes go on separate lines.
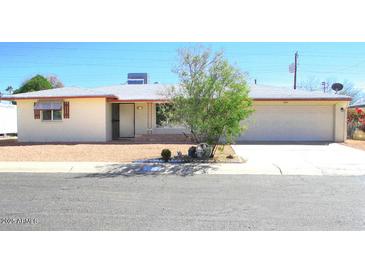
top-left (147, 102), bottom-right (153, 134)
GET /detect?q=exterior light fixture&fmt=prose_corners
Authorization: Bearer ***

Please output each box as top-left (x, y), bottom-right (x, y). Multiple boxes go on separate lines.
top-left (137, 106), bottom-right (143, 110)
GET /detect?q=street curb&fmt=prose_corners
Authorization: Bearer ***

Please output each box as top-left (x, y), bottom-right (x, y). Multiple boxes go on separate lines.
top-left (0, 161), bottom-right (283, 175)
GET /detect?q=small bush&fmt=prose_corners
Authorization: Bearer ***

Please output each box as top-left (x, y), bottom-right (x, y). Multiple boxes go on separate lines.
top-left (188, 146), bottom-right (196, 158)
top-left (161, 149), bottom-right (172, 162)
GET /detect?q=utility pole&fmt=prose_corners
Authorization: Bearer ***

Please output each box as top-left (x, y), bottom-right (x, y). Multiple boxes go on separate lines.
top-left (293, 51), bottom-right (298, 90)
top-left (321, 81), bottom-right (327, 93)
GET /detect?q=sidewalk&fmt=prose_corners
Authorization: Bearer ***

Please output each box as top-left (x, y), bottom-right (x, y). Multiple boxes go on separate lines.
top-left (0, 161), bottom-right (115, 173)
top-left (0, 161), bottom-right (282, 175)
top-left (1, 159), bottom-right (363, 176)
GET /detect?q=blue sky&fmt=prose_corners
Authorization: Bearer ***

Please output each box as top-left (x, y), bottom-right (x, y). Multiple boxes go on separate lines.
top-left (1, 42), bottom-right (365, 91)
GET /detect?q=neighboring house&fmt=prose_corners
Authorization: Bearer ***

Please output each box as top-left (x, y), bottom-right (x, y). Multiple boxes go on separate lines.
top-left (1, 82), bottom-right (351, 143)
top-left (349, 97), bottom-right (365, 110)
top-left (0, 102), bottom-right (17, 135)
top-left (347, 97), bottom-right (365, 138)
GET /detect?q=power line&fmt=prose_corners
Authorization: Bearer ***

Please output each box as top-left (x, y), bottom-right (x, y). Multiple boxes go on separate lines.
top-left (2, 44), bottom-right (365, 58)
top-left (294, 51), bottom-right (298, 90)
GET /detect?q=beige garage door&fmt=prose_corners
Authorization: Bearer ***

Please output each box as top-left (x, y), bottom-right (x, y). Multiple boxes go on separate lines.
top-left (238, 105), bottom-right (334, 142)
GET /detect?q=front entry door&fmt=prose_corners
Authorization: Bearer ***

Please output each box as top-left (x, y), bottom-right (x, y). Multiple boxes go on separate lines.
top-left (119, 104), bottom-right (135, 138)
top-left (111, 104), bottom-right (120, 140)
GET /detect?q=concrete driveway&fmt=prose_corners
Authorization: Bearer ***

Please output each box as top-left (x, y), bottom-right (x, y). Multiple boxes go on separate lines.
top-left (232, 143), bottom-right (365, 176)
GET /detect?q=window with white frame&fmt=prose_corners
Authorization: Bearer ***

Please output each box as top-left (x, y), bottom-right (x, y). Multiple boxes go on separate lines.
top-left (34, 101), bottom-right (63, 121)
top-left (42, 109), bottom-right (62, 121)
top-left (156, 103), bottom-right (185, 129)
top-left (156, 103), bottom-right (173, 127)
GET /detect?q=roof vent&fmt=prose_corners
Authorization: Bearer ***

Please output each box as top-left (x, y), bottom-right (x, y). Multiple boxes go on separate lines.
top-left (127, 73), bottom-right (148, 84)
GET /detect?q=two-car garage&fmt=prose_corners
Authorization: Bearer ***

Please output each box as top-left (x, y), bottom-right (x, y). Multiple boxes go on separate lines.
top-left (235, 85), bottom-right (350, 143)
top-left (238, 101), bottom-right (348, 142)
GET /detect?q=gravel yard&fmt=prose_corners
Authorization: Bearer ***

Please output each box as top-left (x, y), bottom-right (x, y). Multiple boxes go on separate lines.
top-left (0, 138), bottom-right (238, 162)
top-left (0, 139), bottom-right (191, 162)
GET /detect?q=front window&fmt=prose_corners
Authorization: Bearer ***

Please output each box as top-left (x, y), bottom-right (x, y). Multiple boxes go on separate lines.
top-left (42, 110), bottom-right (52, 121)
top-left (156, 103), bottom-right (173, 127)
top-left (52, 110), bottom-right (62, 120)
top-left (42, 110), bottom-right (62, 121)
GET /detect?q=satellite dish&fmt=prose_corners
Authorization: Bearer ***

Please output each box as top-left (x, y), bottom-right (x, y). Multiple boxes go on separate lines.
top-left (331, 83), bottom-right (344, 92)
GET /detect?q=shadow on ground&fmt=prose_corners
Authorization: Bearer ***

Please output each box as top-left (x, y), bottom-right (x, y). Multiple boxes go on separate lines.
top-left (73, 163), bottom-right (216, 178)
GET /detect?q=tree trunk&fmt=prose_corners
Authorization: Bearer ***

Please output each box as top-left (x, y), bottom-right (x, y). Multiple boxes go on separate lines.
top-left (210, 144), bottom-right (218, 158)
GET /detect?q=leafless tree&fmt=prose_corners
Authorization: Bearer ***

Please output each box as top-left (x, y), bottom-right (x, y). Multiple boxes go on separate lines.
top-left (298, 77), bottom-right (363, 102)
top-left (47, 75), bottom-right (64, 88)
top-left (298, 76), bottom-right (321, 91)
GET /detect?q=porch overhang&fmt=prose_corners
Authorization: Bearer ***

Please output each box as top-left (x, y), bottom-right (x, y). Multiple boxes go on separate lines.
top-left (1, 95), bottom-right (118, 101)
top-left (34, 101), bottom-right (62, 110)
top-left (107, 99), bottom-right (170, 103)
top-left (253, 97), bottom-right (352, 102)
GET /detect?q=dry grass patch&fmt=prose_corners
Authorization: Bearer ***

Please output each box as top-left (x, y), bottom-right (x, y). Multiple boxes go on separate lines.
top-left (344, 139), bottom-right (365, 151)
top-left (212, 145), bottom-right (242, 163)
top-left (0, 139), bottom-right (241, 163)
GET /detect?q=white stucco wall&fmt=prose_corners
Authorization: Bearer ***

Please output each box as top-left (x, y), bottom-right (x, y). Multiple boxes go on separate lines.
top-left (0, 103), bottom-right (17, 134)
top-left (334, 101), bottom-right (348, 142)
top-left (105, 102), bottom-right (112, 141)
top-left (17, 98), bottom-right (108, 142)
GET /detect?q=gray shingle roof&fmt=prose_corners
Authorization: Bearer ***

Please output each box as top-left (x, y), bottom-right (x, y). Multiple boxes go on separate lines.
top-left (0, 84), bottom-right (351, 101)
top-left (1, 87), bottom-right (116, 99)
top-left (92, 84), bottom-right (171, 100)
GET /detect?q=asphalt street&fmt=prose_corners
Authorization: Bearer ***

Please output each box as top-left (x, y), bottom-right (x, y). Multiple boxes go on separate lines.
top-left (1, 173), bottom-right (365, 230)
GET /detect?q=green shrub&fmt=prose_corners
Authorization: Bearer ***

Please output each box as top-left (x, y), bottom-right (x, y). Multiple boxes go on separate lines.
top-left (14, 75), bottom-right (52, 94)
top-left (161, 149), bottom-right (172, 162)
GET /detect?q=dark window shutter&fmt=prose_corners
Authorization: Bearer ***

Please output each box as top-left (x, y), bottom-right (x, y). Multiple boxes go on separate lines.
top-left (63, 101), bottom-right (70, 119)
top-left (33, 103), bottom-right (40, 119)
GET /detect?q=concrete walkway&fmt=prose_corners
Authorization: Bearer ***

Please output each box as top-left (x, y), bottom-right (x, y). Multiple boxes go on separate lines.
top-left (0, 161), bottom-right (116, 174)
top-left (0, 161), bottom-right (278, 175)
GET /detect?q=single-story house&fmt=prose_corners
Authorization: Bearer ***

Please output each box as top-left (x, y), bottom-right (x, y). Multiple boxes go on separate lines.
top-left (0, 102), bottom-right (17, 135)
top-left (1, 83), bottom-right (351, 143)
